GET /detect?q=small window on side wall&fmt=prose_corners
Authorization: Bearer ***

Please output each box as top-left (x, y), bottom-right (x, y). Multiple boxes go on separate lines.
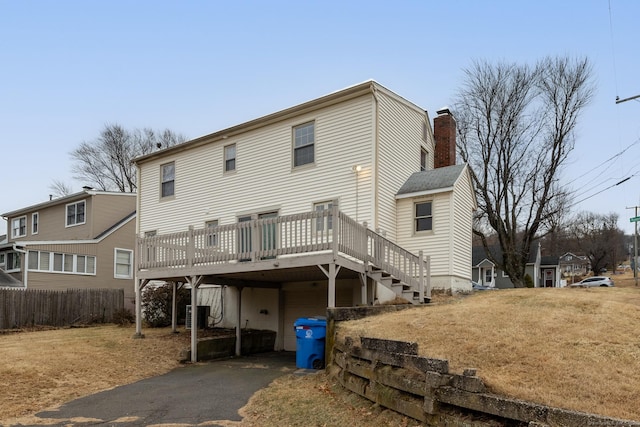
top-left (32, 212), bottom-right (39, 235)
top-left (420, 148), bottom-right (428, 172)
top-left (293, 122), bottom-right (315, 167)
top-left (414, 201), bottom-right (433, 232)
top-left (161, 162), bottom-right (175, 198)
top-left (224, 144), bottom-right (236, 172)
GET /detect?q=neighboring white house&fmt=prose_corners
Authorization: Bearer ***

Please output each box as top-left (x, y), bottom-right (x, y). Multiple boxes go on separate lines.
top-left (133, 80), bottom-right (476, 358)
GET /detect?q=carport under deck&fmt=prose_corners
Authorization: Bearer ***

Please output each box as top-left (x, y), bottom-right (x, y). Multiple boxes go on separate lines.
top-left (134, 207), bottom-right (430, 361)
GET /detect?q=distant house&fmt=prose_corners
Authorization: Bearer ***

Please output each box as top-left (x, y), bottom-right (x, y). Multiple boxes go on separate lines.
top-left (0, 189), bottom-right (136, 308)
top-left (133, 81), bottom-right (476, 358)
top-left (472, 243), bottom-right (562, 288)
top-left (558, 252), bottom-right (590, 280)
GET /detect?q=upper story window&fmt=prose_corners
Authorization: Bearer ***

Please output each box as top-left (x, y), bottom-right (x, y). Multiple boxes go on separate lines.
top-left (32, 212), bottom-right (39, 235)
top-left (414, 201), bottom-right (433, 232)
top-left (66, 200), bottom-right (86, 227)
top-left (0, 253), bottom-right (5, 268)
top-left (420, 148), bottom-right (428, 172)
top-left (224, 144), bottom-right (236, 172)
top-left (293, 122), bottom-right (315, 167)
top-left (161, 162), bottom-right (175, 198)
top-left (11, 216), bottom-right (26, 238)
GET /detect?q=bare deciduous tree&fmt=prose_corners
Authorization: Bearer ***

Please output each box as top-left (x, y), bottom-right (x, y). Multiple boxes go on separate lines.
top-left (566, 212), bottom-right (624, 273)
top-left (456, 56), bottom-right (595, 287)
top-left (70, 124), bottom-right (186, 192)
top-left (48, 179), bottom-right (74, 198)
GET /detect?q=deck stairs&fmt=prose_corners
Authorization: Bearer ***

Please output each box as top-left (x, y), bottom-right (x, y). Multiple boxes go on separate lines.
top-left (367, 266), bottom-right (425, 304)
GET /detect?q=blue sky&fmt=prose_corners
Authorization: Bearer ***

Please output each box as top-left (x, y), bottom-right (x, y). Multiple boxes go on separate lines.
top-left (1, 1), bottom-right (639, 236)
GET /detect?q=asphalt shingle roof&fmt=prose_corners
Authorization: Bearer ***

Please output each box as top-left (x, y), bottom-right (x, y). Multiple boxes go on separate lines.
top-left (396, 164), bottom-right (466, 196)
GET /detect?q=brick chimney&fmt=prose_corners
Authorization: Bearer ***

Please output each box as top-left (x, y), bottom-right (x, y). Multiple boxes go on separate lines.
top-left (433, 108), bottom-right (456, 168)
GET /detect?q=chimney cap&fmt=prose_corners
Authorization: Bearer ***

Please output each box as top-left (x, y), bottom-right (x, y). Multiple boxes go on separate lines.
top-left (436, 107), bottom-right (451, 116)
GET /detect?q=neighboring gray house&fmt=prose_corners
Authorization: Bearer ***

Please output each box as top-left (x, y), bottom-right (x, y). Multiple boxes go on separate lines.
top-left (558, 252), bottom-right (590, 279)
top-left (472, 243), bottom-right (541, 288)
top-left (472, 243), bottom-right (562, 288)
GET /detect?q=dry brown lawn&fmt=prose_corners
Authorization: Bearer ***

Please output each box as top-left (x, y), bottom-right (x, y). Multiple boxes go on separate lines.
top-left (337, 271), bottom-right (640, 421)
top-left (1, 271), bottom-right (639, 425)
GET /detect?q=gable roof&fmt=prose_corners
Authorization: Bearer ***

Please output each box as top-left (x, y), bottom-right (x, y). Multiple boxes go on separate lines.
top-left (472, 242), bottom-right (540, 267)
top-left (396, 164), bottom-right (467, 198)
top-left (2, 190), bottom-right (135, 218)
top-left (133, 80), bottom-right (428, 166)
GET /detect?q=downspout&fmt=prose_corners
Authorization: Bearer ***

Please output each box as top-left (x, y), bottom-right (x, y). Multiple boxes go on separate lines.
top-left (13, 244), bottom-right (28, 288)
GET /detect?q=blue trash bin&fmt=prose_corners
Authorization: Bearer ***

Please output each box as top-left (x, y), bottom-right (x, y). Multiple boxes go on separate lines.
top-left (294, 317), bottom-right (327, 369)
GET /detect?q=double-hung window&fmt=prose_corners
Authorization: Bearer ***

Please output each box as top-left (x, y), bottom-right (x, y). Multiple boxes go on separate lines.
top-left (114, 248), bottom-right (133, 279)
top-left (161, 162), bottom-right (175, 198)
top-left (414, 201), bottom-right (433, 232)
top-left (66, 201), bottom-right (86, 227)
top-left (293, 122), bottom-right (315, 167)
top-left (11, 216), bottom-right (26, 238)
top-left (224, 144), bottom-right (236, 172)
top-left (32, 212), bottom-right (39, 234)
top-left (420, 148), bottom-right (428, 171)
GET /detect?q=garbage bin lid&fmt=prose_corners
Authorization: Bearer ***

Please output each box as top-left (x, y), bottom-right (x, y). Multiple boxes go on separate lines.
top-left (294, 316), bottom-right (327, 327)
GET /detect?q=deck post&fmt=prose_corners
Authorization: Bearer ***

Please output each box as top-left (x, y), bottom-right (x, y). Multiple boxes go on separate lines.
top-left (328, 263), bottom-right (336, 308)
top-left (187, 226), bottom-right (195, 267)
top-left (134, 279), bottom-right (149, 338)
top-left (171, 281), bottom-right (178, 333)
top-left (419, 250), bottom-right (425, 302)
top-left (359, 272), bottom-right (367, 305)
top-left (236, 286), bottom-right (243, 356)
top-left (190, 276), bottom-right (198, 362)
top-left (331, 204), bottom-right (339, 258)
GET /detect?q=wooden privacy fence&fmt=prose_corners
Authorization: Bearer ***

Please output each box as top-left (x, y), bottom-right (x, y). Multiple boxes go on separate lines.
top-left (0, 288), bottom-right (124, 329)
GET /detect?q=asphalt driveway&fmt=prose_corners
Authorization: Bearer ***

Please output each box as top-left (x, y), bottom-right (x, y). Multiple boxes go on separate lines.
top-left (29, 351), bottom-right (298, 426)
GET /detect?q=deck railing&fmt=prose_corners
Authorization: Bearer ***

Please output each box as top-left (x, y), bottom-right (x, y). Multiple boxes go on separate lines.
top-left (137, 207), bottom-right (429, 297)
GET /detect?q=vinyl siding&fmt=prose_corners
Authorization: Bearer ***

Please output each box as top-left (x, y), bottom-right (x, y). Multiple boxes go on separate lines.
top-left (451, 169), bottom-right (475, 279)
top-left (24, 218), bottom-right (136, 307)
top-left (395, 192), bottom-right (454, 277)
top-left (8, 194), bottom-right (135, 242)
top-left (375, 89), bottom-right (434, 241)
top-left (138, 95), bottom-right (376, 234)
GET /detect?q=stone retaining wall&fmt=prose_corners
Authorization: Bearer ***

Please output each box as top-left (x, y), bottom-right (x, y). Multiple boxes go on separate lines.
top-left (327, 307), bottom-right (640, 427)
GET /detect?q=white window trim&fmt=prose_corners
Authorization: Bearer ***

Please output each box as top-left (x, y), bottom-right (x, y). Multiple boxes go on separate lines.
top-left (65, 200), bottom-right (87, 228)
top-left (413, 200), bottom-right (434, 234)
top-left (28, 251), bottom-right (97, 276)
top-left (11, 215), bottom-right (27, 238)
top-left (32, 212), bottom-right (39, 235)
top-left (160, 161), bottom-right (176, 199)
top-left (224, 144), bottom-right (236, 173)
top-left (114, 248), bottom-right (134, 279)
top-left (292, 121), bottom-right (315, 169)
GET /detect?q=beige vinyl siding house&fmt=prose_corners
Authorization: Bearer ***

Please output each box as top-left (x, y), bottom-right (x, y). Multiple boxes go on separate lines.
top-left (133, 81), bottom-right (475, 358)
top-left (1, 190), bottom-right (137, 309)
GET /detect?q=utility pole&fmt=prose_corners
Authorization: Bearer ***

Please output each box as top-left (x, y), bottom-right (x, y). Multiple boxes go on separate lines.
top-left (627, 206), bottom-right (639, 286)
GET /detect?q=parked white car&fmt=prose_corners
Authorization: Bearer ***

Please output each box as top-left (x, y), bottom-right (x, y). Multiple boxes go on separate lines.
top-left (570, 276), bottom-right (615, 287)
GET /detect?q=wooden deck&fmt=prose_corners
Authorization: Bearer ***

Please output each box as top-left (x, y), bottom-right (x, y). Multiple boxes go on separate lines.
top-left (136, 207), bottom-right (430, 301)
